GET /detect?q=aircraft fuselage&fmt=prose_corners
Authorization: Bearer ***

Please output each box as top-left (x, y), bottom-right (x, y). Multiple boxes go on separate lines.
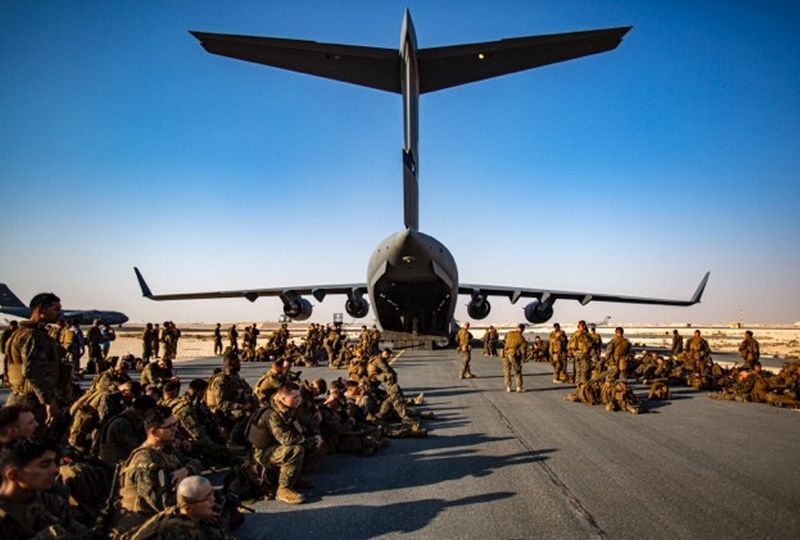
top-left (367, 229), bottom-right (457, 335)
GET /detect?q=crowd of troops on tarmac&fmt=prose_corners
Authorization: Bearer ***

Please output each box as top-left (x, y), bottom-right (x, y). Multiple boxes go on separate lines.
top-left (0, 294), bottom-right (430, 539)
top-left (467, 321), bottom-right (800, 414)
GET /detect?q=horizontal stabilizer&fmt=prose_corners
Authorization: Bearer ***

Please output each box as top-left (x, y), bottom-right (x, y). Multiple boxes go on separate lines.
top-left (190, 31), bottom-right (401, 93)
top-left (418, 26), bottom-right (631, 93)
top-left (190, 25), bottom-right (630, 96)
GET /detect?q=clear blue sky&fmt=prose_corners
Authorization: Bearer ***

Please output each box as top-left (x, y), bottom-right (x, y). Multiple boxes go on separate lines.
top-left (1, 1), bottom-right (798, 326)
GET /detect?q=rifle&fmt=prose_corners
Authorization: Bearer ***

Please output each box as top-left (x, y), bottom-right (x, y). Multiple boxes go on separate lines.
top-left (93, 462), bottom-right (121, 539)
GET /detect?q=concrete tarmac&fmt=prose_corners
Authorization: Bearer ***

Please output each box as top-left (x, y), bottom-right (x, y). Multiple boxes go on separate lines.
top-left (3, 350), bottom-right (799, 539)
top-left (230, 350), bottom-right (799, 539)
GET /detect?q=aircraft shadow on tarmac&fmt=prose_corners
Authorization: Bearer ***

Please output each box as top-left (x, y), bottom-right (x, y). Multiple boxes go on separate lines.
top-left (243, 492), bottom-right (515, 538)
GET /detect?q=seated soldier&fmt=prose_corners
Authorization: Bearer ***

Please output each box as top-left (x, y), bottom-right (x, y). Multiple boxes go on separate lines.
top-left (128, 475), bottom-right (237, 540)
top-left (171, 379), bottom-right (231, 468)
top-left (140, 357), bottom-right (179, 391)
top-left (207, 354), bottom-right (256, 442)
top-left (97, 395), bottom-right (156, 465)
top-left (0, 404), bottom-right (39, 445)
top-left (248, 382), bottom-right (323, 505)
top-left (254, 358), bottom-right (289, 405)
top-left (113, 405), bottom-right (201, 533)
top-left (366, 348), bottom-right (397, 382)
top-left (0, 438), bottom-right (92, 538)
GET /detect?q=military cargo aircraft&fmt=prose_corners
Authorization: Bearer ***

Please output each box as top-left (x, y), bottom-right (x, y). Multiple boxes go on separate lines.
top-left (0, 283), bottom-right (129, 326)
top-left (134, 10), bottom-right (709, 338)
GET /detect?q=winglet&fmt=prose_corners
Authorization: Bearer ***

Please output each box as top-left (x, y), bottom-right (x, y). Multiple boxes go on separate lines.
top-left (689, 272), bottom-right (710, 304)
top-left (133, 267), bottom-right (154, 298)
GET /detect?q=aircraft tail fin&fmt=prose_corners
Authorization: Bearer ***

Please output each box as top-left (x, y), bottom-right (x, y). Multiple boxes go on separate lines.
top-left (0, 284), bottom-right (26, 308)
top-left (133, 268), bottom-right (154, 298)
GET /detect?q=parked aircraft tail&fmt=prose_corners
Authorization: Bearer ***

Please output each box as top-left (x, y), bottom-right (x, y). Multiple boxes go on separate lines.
top-left (0, 284), bottom-right (26, 308)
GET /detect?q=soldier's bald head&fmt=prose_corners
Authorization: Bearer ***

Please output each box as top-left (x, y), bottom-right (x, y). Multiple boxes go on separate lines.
top-left (177, 475), bottom-right (213, 505)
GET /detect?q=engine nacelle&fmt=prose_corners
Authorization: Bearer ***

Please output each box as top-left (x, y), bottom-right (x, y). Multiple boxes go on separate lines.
top-left (345, 295), bottom-right (370, 318)
top-left (467, 295), bottom-right (491, 320)
top-left (283, 297), bottom-right (313, 321)
top-left (524, 299), bottom-right (554, 324)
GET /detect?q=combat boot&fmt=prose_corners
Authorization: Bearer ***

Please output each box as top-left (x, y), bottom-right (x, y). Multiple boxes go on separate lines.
top-left (276, 486), bottom-right (305, 505)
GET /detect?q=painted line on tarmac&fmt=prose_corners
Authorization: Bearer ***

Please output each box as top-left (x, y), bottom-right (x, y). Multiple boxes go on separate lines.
top-left (486, 394), bottom-right (608, 539)
top-left (389, 350), bottom-right (406, 365)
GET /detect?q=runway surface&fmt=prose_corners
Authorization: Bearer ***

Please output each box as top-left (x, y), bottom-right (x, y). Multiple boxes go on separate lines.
top-left (229, 350), bottom-right (798, 539)
top-left (4, 350), bottom-right (799, 539)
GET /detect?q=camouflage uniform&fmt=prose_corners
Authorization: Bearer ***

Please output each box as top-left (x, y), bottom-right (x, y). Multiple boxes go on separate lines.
top-left (549, 328), bottom-right (567, 383)
top-left (605, 334), bottom-right (632, 380)
top-left (456, 326), bottom-right (474, 379)
top-left (115, 444), bottom-right (199, 532)
top-left (738, 335), bottom-right (760, 369)
top-left (671, 332), bottom-right (684, 356)
top-left (171, 395), bottom-right (230, 467)
top-left (483, 326), bottom-right (499, 357)
top-left (141, 362), bottom-right (175, 389)
top-left (4, 320), bottom-right (70, 432)
top-left (128, 505), bottom-right (237, 540)
top-left (367, 353), bottom-right (396, 383)
top-left (251, 396), bottom-right (307, 490)
top-left (213, 326), bottom-right (223, 356)
top-left (142, 326), bottom-right (155, 363)
top-left (686, 334), bottom-right (710, 364)
top-left (567, 328), bottom-right (593, 385)
top-left (502, 329), bottom-right (527, 392)
top-left (0, 490), bottom-right (93, 539)
top-left (254, 370), bottom-right (287, 405)
top-left (97, 409), bottom-right (146, 464)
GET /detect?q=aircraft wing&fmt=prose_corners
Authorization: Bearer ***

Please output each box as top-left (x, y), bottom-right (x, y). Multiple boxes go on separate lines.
top-left (134, 267), bottom-right (367, 303)
top-left (459, 272), bottom-right (710, 307)
top-left (189, 25), bottom-right (630, 95)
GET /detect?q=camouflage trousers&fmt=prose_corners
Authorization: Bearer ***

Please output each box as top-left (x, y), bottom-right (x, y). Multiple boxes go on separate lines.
top-left (502, 351), bottom-right (523, 390)
top-left (574, 354), bottom-right (591, 385)
top-left (459, 349), bottom-right (472, 377)
top-left (550, 353), bottom-right (566, 382)
top-left (254, 444), bottom-right (305, 488)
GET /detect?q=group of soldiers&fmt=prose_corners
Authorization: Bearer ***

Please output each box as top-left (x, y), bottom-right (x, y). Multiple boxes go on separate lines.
top-left (1, 292), bottom-right (430, 538)
top-left (141, 321), bottom-right (182, 365)
top-left (469, 321), bottom-right (799, 415)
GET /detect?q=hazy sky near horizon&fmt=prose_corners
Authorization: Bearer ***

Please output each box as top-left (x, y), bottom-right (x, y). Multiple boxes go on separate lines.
top-left (1, 1), bottom-right (799, 326)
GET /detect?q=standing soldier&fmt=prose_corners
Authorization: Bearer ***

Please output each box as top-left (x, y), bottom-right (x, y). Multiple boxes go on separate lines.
top-left (142, 323), bottom-right (154, 364)
top-left (228, 324), bottom-right (239, 354)
top-left (568, 321), bottom-right (594, 385)
top-left (686, 329), bottom-right (710, 364)
top-left (503, 324), bottom-right (528, 393)
top-left (1, 320), bottom-right (19, 385)
top-left (549, 323), bottom-right (567, 384)
top-left (605, 327), bottom-right (632, 380)
top-left (4, 293), bottom-right (70, 437)
top-left (589, 324), bottom-right (603, 373)
top-left (456, 322), bottom-right (475, 379)
top-left (213, 323), bottom-right (223, 356)
top-left (60, 318), bottom-right (84, 376)
top-left (369, 325), bottom-right (382, 356)
top-left (483, 325), bottom-right (499, 357)
top-left (151, 323), bottom-right (161, 359)
top-left (160, 322), bottom-right (176, 364)
top-left (86, 319), bottom-right (105, 373)
top-left (738, 330), bottom-right (760, 369)
top-left (671, 329), bottom-right (684, 357)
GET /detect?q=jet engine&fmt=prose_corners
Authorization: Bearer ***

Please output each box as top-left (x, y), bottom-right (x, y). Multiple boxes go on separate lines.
top-left (467, 295), bottom-right (491, 320)
top-left (345, 294), bottom-right (370, 318)
top-left (524, 299), bottom-right (554, 324)
top-left (282, 297), bottom-right (313, 321)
